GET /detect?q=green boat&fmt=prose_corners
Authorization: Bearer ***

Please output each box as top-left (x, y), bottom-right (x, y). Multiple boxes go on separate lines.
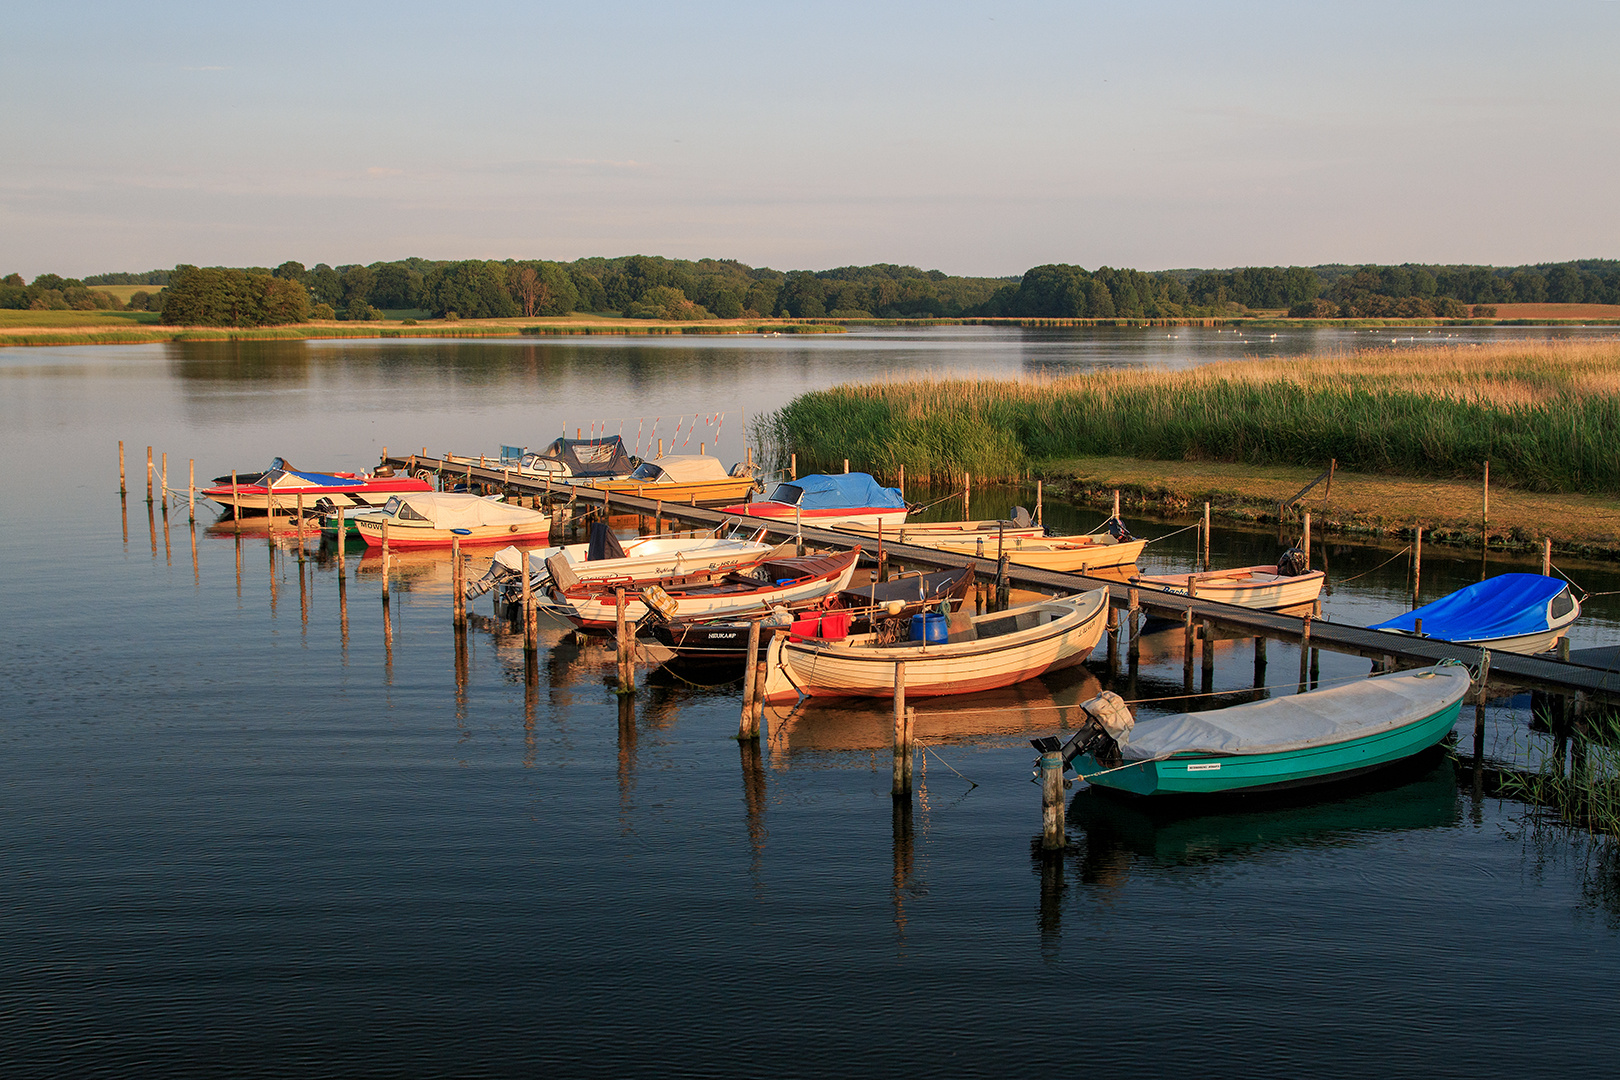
top-left (1038, 663), bottom-right (1472, 797)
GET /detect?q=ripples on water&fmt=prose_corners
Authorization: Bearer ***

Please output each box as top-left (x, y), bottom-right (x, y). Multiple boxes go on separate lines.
top-left (1, 328), bottom-right (1618, 1077)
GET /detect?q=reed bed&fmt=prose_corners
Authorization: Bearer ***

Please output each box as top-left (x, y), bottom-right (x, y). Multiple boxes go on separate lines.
top-left (765, 340), bottom-right (1620, 493)
top-left (1499, 711), bottom-right (1620, 840)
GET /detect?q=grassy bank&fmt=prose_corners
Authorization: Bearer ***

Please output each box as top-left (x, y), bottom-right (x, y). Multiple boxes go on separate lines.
top-left (765, 339), bottom-right (1620, 495)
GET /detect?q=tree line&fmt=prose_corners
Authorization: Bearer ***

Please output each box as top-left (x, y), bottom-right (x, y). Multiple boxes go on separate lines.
top-left (5, 257), bottom-right (1617, 326)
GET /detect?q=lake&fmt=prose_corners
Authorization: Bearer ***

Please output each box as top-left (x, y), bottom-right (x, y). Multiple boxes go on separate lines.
top-left (2, 326), bottom-right (1618, 1078)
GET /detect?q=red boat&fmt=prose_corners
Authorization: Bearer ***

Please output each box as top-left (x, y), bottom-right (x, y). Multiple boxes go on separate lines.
top-left (202, 462), bottom-right (429, 515)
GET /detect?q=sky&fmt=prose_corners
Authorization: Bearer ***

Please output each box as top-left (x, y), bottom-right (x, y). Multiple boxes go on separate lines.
top-left (3, 0), bottom-right (1618, 279)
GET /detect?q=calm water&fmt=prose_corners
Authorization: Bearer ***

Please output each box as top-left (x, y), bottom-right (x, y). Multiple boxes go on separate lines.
top-left (3, 327), bottom-right (1619, 1078)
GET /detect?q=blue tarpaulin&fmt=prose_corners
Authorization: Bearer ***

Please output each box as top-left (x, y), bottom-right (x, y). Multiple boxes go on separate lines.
top-left (1368, 573), bottom-right (1571, 642)
top-left (769, 473), bottom-right (906, 510)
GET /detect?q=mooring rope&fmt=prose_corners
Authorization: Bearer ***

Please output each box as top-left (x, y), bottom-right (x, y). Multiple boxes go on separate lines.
top-left (1333, 545), bottom-right (1412, 585)
top-left (915, 740), bottom-right (978, 788)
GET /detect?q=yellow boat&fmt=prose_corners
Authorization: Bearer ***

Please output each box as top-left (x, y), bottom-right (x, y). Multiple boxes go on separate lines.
top-left (895, 530), bottom-right (1147, 572)
top-left (585, 455), bottom-right (761, 506)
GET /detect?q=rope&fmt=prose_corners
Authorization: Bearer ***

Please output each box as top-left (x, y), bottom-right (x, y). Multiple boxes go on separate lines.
top-left (907, 489), bottom-right (968, 515)
top-left (1333, 545), bottom-right (1411, 585)
top-left (1142, 520), bottom-right (1201, 545)
top-left (1549, 561), bottom-right (1598, 601)
top-left (915, 740), bottom-right (978, 788)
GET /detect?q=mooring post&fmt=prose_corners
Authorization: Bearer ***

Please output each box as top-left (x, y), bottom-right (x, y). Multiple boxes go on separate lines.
top-left (296, 492), bottom-right (305, 564)
top-left (521, 550), bottom-right (537, 653)
top-left (892, 661), bottom-right (909, 796)
top-left (615, 588), bottom-right (633, 692)
top-left (1035, 479), bottom-right (1042, 526)
top-left (380, 520), bottom-right (390, 606)
top-left (160, 452), bottom-right (168, 511)
top-left (897, 464), bottom-right (905, 498)
top-left (790, 452), bottom-right (796, 480)
top-left (1543, 537), bottom-right (1552, 578)
top-left (1113, 489), bottom-right (1120, 522)
top-left (995, 553), bottom-right (1010, 611)
top-left (1302, 511), bottom-right (1311, 571)
top-left (146, 446), bottom-right (154, 505)
top-left (843, 458), bottom-right (849, 474)
top-left (1559, 636), bottom-right (1570, 663)
top-left (118, 440), bottom-right (126, 495)
top-left (1254, 635), bottom-right (1267, 684)
top-left (1127, 586), bottom-right (1141, 657)
top-left (963, 471), bottom-right (970, 522)
top-left (1412, 525), bottom-right (1423, 608)
top-left (1040, 751), bottom-right (1065, 851)
top-left (1183, 606), bottom-right (1195, 690)
top-left (451, 535), bottom-right (465, 629)
top-left (232, 470), bottom-right (241, 535)
top-left (1482, 460), bottom-right (1490, 536)
top-left (1298, 613), bottom-right (1312, 692)
top-left (1201, 620), bottom-right (1215, 683)
top-left (1474, 649), bottom-right (1492, 756)
top-left (751, 634), bottom-right (773, 730)
top-left (1203, 502), bottom-right (1211, 571)
top-left (738, 619), bottom-right (762, 740)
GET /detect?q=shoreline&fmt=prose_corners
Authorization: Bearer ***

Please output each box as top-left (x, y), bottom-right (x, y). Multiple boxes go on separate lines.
top-left (5, 311), bottom-right (1620, 348)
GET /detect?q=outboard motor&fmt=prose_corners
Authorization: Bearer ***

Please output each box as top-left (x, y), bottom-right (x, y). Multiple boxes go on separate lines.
top-left (1031, 691), bottom-right (1136, 774)
top-left (1010, 506), bottom-right (1033, 529)
top-left (1104, 517), bottom-right (1134, 541)
top-left (586, 522), bottom-right (628, 562)
top-left (1276, 546), bottom-right (1308, 578)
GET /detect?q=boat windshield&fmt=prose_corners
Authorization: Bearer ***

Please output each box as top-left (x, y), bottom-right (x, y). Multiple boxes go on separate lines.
top-left (383, 496), bottom-right (402, 516)
top-left (520, 454), bottom-right (568, 475)
top-left (628, 462), bottom-right (665, 482)
top-left (764, 483), bottom-right (804, 505)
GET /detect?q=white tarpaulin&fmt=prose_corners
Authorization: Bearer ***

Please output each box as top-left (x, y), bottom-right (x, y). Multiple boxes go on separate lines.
top-left (392, 493), bottom-right (547, 529)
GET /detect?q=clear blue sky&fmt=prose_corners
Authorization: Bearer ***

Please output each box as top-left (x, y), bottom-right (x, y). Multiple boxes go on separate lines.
top-left (4, 0), bottom-right (1617, 278)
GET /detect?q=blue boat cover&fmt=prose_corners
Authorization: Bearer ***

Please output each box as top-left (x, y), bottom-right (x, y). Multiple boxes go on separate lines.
top-left (1368, 573), bottom-right (1569, 642)
top-left (285, 469), bottom-right (358, 486)
top-left (779, 473), bottom-right (907, 510)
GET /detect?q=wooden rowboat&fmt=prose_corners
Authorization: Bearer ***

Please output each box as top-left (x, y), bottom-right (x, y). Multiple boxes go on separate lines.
top-left (1132, 565), bottom-right (1326, 610)
top-left (915, 532), bottom-right (1147, 572)
top-left (1041, 664), bottom-right (1471, 797)
top-left (759, 589), bottom-right (1110, 703)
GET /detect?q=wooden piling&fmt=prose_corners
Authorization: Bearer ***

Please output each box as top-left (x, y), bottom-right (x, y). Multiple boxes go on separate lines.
top-left (296, 492), bottom-right (305, 563)
top-left (1482, 460), bottom-right (1490, 535)
top-left (1412, 526), bottom-right (1423, 608)
top-left (118, 440), bottom-right (126, 495)
top-left (1254, 636), bottom-right (1267, 682)
top-left (843, 458), bottom-right (849, 474)
top-left (1035, 479), bottom-right (1042, 526)
top-left (1474, 649), bottom-right (1491, 753)
top-left (995, 554), bottom-right (1010, 611)
top-left (146, 446), bottom-right (154, 504)
top-left (1113, 489), bottom-right (1120, 521)
top-left (521, 549), bottom-right (537, 653)
top-left (1127, 586), bottom-right (1140, 656)
top-left (380, 520), bottom-right (390, 605)
top-left (451, 535), bottom-right (465, 628)
top-left (897, 464), bottom-right (904, 498)
top-left (738, 619), bottom-right (762, 740)
top-left (1302, 512), bottom-right (1311, 571)
top-left (231, 470), bottom-right (240, 534)
top-left (1298, 613), bottom-right (1312, 692)
top-left (1183, 607), bottom-right (1195, 689)
top-left (1543, 538), bottom-right (1552, 577)
top-left (1039, 750), bottom-right (1065, 851)
top-left (963, 472), bottom-right (971, 522)
top-left (892, 661), bottom-right (910, 796)
top-left (188, 459), bottom-right (196, 523)
top-left (789, 452), bottom-right (795, 479)
top-left (160, 452), bottom-right (168, 510)
top-left (1203, 502), bottom-right (1211, 571)
top-left (615, 588), bottom-right (633, 691)
top-left (1201, 620), bottom-right (1215, 681)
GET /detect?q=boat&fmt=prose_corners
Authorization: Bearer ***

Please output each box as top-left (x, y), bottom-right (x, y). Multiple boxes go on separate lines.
top-left (837, 515), bottom-right (1046, 544)
top-left (351, 492), bottom-right (553, 548)
top-left (642, 564), bottom-right (978, 664)
top-left (1368, 573), bottom-right (1581, 655)
top-left (445, 436), bottom-right (637, 485)
top-left (1037, 663), bottom-right (1472, 797)
top-left (1132, 564), bottom-right (1326, 610)
top-left (759, 589), bottom-right (1110, 703)
top-left (586, 455), bottom-right (760, 506)
top-left (719, 472), bottom-right (908, 530)
top-left (465, 524), bottom-right (780, 600)
top-left (202, 462), bottom-right (429, 515)
top-left (913, 529), bottom-right (1147, 572)
top-left (547, 548), bottom-right (862, 630)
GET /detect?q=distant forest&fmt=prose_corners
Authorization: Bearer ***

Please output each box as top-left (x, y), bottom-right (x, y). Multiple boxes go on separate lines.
top-left (2, 256), bottom-right (1617, 327)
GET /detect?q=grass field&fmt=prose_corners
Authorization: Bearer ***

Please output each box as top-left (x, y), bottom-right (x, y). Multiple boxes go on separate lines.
top-left (0, 309), bottom-right (162, 328)
top-left (765, 339), bottom-right (1620, 496)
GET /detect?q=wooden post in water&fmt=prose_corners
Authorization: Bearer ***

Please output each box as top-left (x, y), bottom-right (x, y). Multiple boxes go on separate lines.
top-left (995, 554), bottom-right (1010, 611)
top-left (897, 464), bottom-right (905, 498)
top-left (1254, 635), bottom-right (1267, 684)
top-left (146, 446), bottom-right (154, 505)
top-left (789, 452), bottom-right (796, 480)
top-left (296, 492), bottom-right (305, 564)
top-left (1035, 480), bottom-right (1042, 527)
top-left (1127, 586), bottom-right (1140, 658)
top-left (1302, 512), bottom-right (1311, 572)
top-left (521, 551), bottom-right (537, 654)
top-left (1482, 460), bottom-right (1490, 537)
top-left (1040, 750), bottom-right (1065, 851)
top-left (738, 619), bottom-right (762, 740)
top-left (843, 458), bottom-right (849, 474)
top-left (188, 459), bottom-right (196, 523)
top-left (615, 588), bottom-right (633, 692)
top-left (119, 441), bottom-right (126, 495)
top-left (1182, 606), bottom-right (1195, 691)
top-left (751, 634), bottom-right (773, 731)
top-left (160, 452), bottom-right (168, 510)
top-left (1474, 649), bottom-right (1491, 756)
top-left (891, 661), bottom-right (909, 797)
top-left (380, 520), bottom-right (390, 606)
top-left (1543, 538), bottom-right (1552, 577)
top-left (1203, 502), bottom-right (1211, 571)
top-left (1201, 620), bottom-right (1215, 683)
top-left (231, 470), bottom-right (241, 535)
top-left (1113, 489), bottom-right (1120, 521)
top-left (963, 472), bottom-right (970, 522)
top-left (1412, 526), bottom-right (1423, 609)
top-left (1297, 613), bottom-right (1312, 692)
top-left (335, 504), bottom-right (345, 576)
top-left (451, 535), bottom-right (465, 629)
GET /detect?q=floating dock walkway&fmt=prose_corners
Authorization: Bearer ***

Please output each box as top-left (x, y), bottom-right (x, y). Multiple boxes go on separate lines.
top-left (385, 453), bottom-right (1620, 703)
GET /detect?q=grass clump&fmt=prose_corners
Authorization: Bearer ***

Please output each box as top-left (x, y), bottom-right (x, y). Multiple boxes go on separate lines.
top-left (764, 340), bottom-right (1620, 491)
top-left (1500, 711), bottom-right (1620, 839)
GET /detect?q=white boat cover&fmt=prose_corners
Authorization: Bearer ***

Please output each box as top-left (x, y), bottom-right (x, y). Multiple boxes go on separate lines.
top-left (392, 493), bottom-right (546, 528)
top-left (1121, 666), bottom-right (1471, 760)
top-left (637, 455), bottom-right (731, 483)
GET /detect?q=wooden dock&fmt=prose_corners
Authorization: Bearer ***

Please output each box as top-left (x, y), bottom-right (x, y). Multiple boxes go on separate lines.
top-left (385, 454), bottom-right (1620, 703)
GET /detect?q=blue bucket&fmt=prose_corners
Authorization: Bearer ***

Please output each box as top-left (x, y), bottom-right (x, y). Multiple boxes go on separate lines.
top-left (910, 612), bottom-right (948, 644)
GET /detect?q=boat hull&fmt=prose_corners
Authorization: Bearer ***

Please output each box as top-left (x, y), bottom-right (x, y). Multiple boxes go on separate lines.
top-left (719, 502), bottom-right (908, 530)
top-left (560, 552), bottom-right (860, 629)
top-left (354, 518), bottom-right (553, 549)
top-left (588, 476), bottom-right (759, 506)
top-left (761, 590), bottom-right (1109, 702)
top-left (1133, 567), bottom-right (1326, 610)
top-left (921, 535), bottom-right (1147, 571)
top-left (1083, 693), bottom-right (1464, 797)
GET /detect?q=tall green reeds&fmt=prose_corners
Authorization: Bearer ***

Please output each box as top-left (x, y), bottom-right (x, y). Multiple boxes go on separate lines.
top-left (1499, 710), bottom-right (1620, 839)
top-left (764, 340), bottom-right (1620, 492)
